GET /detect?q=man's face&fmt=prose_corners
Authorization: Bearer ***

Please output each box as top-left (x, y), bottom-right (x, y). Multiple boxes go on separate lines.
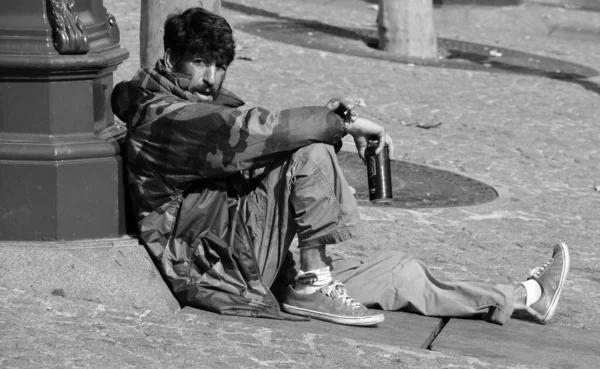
top-left (168, 50), bottom-right (228, 102)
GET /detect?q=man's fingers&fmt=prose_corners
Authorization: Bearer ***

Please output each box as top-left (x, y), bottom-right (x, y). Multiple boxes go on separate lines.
top-left (385, 134), bottom-right (395, 160)
top-left (330, 98), bottom-right (351, 111)
top-left (374, 131), bottom-right (386, 156)
top-left (326, 99), bottom-right (340, 110)
top-left (358, 147), bottom-right (367, 164)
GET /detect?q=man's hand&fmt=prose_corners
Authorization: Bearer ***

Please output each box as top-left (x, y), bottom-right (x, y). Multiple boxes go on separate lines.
top-left (347, 117), bottom-right (395, 163)
top-left (325, 97), bottom-right (363, 123)
top-left (326, 98), bottom-right (395, 163)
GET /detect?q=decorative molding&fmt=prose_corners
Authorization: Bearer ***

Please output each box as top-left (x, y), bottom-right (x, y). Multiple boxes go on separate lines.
top-left (107, 13), bottom-right (116, 28)
top-left (46, 0), bottom-right (89, 54)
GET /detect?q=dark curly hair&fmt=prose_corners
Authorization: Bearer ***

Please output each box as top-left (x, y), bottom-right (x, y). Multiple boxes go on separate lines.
top-left (163, 7), bottom-right (236, 67)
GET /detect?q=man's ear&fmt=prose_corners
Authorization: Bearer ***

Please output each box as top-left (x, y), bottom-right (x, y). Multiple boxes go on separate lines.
top-left (164, 49), bottom-right (177, 71)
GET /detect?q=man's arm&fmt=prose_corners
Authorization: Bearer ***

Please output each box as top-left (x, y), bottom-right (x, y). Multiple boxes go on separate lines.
top-left (129, 103), bottom-right (346, 181)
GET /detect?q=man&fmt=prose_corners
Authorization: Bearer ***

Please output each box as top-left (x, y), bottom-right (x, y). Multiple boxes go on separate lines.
top-left (111, 7), bottom-right (569, 327)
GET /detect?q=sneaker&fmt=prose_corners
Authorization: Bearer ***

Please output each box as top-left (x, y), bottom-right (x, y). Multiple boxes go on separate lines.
top-left (282, 280), bottom-right (385, 326)
top-left (526, 242), bottom-right (570, 324)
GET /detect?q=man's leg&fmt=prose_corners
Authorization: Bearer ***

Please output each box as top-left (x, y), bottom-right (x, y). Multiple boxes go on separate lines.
top-left (244, 143), bottom-right (384, 326)
top-left (328, 250), bottom-right (515, 324)
top-left (329, 242), bottom-right (569, 325)
top-left (243, 143), bottom-right (358, 287)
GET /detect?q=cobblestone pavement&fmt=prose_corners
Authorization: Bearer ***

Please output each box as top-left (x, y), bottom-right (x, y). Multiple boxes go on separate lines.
top-left (2, 0), bottom-right (600, 368)
top-left (228, 0), bottom-right (600, 331)
top-left (111, 0), bottom-right (600, 327)
top-left (1, 287), bottom-right (540, 369)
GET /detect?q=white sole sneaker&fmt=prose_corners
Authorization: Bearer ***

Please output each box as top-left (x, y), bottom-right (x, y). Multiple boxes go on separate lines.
top-left (526, 242), bottom-right (570, 324)
top-left (282, 302), bottom-right (385, 326)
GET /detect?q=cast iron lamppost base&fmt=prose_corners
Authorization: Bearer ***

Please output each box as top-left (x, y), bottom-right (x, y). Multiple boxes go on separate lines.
top-left (0, 0), bottom-right (181, 313)
top-left (0, 0), bottom-right (128, 241)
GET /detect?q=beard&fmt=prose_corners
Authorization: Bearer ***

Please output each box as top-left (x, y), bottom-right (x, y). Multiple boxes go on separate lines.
top-left (190, 84), bottom-right (221, 102)
top-left (169, 72), bottom-right (221, 102)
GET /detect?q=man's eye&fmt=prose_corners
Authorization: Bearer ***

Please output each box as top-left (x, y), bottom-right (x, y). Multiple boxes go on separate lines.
top-left (217, 63), bottom-right (227, 71)
top-left (193, 60), bottom-right (205, 65)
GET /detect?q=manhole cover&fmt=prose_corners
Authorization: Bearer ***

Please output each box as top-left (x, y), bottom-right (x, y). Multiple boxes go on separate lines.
top-left (237, 20), bottom-right (599, 79)
top-left (337, 151), bottom-right (498, 208)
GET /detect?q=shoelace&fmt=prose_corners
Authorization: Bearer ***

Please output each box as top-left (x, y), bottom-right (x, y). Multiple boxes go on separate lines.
top-left (529, 259), bottom-right (552, 278)
top-left (323, 281), bottom-right (364, 310)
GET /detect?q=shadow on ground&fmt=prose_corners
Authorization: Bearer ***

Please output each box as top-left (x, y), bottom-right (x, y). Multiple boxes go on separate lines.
top-left (225, 1), bottom-right (600, 93)
top-left (337, 152), bottom-right (499, 209)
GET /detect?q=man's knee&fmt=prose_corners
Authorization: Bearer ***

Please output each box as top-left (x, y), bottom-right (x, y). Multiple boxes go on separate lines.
top-left (292, 143), bottom-right (337, 168)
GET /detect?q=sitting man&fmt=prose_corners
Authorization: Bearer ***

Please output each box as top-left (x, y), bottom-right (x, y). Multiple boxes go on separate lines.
top-left (111, 7), bottom-right (569, 327)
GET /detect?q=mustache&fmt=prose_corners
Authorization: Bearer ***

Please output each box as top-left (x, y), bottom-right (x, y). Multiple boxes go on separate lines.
top-left (191, 86), bottom-right (216, 95)
top-left (169, 72), bottom-right (214, 92)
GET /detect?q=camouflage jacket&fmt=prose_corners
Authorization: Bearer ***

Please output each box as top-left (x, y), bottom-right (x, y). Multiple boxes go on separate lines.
top-left (111, 61), bottom-right (346, 318)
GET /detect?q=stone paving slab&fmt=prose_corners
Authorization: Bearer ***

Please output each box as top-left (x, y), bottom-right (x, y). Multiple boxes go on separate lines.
top-left (182, 306), bottom-right (444, 350)
top-left (0, 287), bottom-right (532, 369)
top-left (0, 238), bottom-right (180, 314)
top-left (432, 316), bottom-right (600, 368)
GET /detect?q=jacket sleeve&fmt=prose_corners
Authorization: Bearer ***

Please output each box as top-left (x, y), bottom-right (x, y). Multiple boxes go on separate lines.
top-left (129, 102), bottom-right (346, 182)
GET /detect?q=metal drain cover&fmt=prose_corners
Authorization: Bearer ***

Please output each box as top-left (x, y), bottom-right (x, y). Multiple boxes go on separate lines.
top-left (336, 151), bottom-right (498, 208)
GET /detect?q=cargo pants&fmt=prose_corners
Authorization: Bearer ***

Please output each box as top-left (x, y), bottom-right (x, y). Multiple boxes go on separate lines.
top-left (243, 143), bottom-right (514, 325)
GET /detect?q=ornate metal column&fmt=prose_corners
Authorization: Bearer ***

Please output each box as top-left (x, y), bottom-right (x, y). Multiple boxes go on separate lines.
top-left (0, 0), bottom-right (129, 241)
